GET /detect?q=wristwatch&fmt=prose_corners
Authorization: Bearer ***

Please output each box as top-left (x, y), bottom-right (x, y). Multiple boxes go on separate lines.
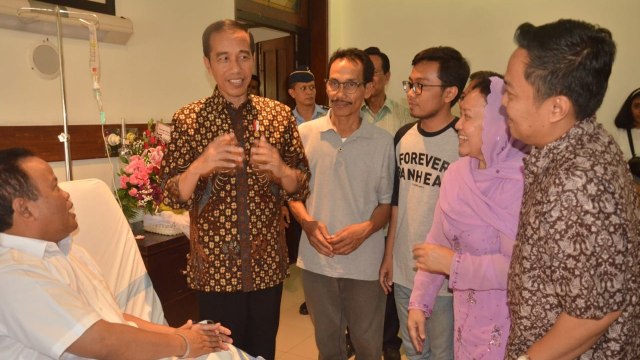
top-left (517, 355), bottom-right (531, 360)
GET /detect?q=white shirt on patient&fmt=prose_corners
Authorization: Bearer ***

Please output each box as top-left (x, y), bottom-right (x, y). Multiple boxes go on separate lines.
top-left (0, 233), bottom-right (262, 360)
top-left (0, 233), bottom-right (129, 359)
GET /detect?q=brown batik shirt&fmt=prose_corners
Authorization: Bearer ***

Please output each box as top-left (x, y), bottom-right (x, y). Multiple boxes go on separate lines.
top-left (506, 118), bottom-right (640, 359)
top-left (161, 89), bottom-right (310, 293)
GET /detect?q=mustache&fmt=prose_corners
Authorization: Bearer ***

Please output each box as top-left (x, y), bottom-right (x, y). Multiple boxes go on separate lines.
top-left (330, 98), bottom-right (352, 105)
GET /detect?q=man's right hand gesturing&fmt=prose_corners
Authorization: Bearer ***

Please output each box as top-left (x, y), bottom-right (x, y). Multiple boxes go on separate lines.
top-left (192, 133), bottom-right (244, 177)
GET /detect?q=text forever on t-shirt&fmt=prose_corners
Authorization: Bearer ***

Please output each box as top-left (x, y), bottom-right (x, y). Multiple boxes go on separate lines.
top-left (397, 151), bottom-right (450, 187)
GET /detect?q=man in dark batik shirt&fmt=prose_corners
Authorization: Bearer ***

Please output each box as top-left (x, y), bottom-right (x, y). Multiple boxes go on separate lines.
top-left (502, 19), bottom-right (640, 359)
top-left (160, 19), bottom-right (309, 360)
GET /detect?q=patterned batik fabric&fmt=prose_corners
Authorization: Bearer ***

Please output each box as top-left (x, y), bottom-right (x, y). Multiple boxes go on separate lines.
top-left (161, 90), bottom-right (310, 293)
top-left (507, 118), bottom-right (640, 359)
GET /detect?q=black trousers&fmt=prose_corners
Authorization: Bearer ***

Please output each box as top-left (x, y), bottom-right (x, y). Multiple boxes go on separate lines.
top-left (197, 284), bottom-right (283, 360)
top-left (285, 208), bottom-right (303, 264)
top-left (383, 287), bottom-right (402, 351)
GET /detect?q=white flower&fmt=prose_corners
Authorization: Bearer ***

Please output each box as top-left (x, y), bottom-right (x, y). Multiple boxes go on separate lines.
top-left (107, 133), bottom-right (121, 146)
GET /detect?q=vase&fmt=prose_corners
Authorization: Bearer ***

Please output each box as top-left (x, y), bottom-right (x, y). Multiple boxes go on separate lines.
top-left (128, 208), bottom-right (145, 236)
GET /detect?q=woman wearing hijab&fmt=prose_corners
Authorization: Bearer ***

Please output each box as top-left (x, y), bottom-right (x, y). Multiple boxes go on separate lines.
top-left (406, 73), bottom-right (528, 359)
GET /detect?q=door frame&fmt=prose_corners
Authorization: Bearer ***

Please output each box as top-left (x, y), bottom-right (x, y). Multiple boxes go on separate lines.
top-left (256, 35), bottom-right (295, 105)
top-left (236, 0), bottom-right (329, 106)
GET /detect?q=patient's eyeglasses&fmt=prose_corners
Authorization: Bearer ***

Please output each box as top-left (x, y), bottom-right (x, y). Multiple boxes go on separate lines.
top-left (402, 80), bottom-right (448, 95)
top-left (325, 79), bottom-right (365, 94)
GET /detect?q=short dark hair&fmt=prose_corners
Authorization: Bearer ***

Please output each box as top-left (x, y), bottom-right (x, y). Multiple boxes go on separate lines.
top-left (202, 19), bottom-right (255, 60)
top-left (614, 88), bottom-right (640, 129)
top-left (327, 48), bottom-right (374, 84)
top-left (364, 46), bottom-right (390, 74)
top-left (251, 74), bottom-right (260, 85)
top-left (466, 71), bottom-right (503, 100)
top-left (514, 19), bottom-right (616, 120)
top-left (411, 46), bottom-right (470, 106)
top-left (0, 148), bottom-right (38, 232)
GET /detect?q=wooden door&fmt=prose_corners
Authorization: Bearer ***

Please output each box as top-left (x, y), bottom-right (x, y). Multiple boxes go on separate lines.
top-left (256, 36), bottom-right (294, 105)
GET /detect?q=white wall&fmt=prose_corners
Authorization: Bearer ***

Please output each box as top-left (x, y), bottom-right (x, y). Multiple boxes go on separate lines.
top-left (329, 0), bottom-right (640, 157)
top-left (2, 0), bottom-right (639, 184)
top-left (0, 0), bottom-right (234, 184)
top-left (250, 27), bottom-right (289, 43)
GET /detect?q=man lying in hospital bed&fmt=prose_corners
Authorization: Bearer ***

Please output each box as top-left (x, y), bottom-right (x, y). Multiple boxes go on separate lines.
top-left (0, 148), bottom-right (261, 359)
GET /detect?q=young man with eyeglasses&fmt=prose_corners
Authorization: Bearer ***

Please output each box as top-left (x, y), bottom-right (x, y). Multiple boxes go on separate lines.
top-left (382, 47), bottom-right (469, 360)
top-left (289, 48), bottom-right (395, 359)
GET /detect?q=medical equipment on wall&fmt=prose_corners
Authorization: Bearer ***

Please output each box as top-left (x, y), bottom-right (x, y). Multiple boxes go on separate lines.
top-left (17, 5), bottom-right (102, 181)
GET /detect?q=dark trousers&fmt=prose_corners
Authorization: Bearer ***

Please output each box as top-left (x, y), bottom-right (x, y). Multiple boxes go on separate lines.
top-left (302, 269), bottom-right (386, 360)
top-left (383, 287), bottom-right (402, 351)
top-left (197, 284), bottom-right (283, 360)
top-left (285, 208), bottom-right (302, 264)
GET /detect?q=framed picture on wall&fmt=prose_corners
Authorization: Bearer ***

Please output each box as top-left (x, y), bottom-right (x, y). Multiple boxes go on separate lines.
top-left (236, 0), bottom-right (308, 29)
top-left (38, 0), bottom-right (116, 16)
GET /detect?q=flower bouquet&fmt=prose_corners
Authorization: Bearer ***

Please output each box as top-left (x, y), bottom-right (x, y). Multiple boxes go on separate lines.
top-left (116, 119), bottom-right (165, 220)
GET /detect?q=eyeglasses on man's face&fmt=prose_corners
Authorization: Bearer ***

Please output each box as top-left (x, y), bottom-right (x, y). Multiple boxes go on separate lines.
top-left (402, 80), bottom-right (447, 95)
top-left (325, 79), bottom-right (365, 94)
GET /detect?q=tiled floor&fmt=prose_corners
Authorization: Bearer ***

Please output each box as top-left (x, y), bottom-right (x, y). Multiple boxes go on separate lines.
top-left (275, 265), bottom-right (318, 360)
top-left (275, 266), bottom-right (409, 360)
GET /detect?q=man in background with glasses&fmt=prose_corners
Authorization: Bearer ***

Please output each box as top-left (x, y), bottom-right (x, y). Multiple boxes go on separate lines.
top-left (361, 46), bottom-right (412, 360)
top-left (385, 47), bottom-right (469, 360)
top-left (362, 47), bottom-right (414, 135)
top-left (289, 48), bottom-right (395, 359)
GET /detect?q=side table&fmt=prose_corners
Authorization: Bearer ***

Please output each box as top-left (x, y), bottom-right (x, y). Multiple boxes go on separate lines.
top-left (137, 232), bottom-right (199, 326)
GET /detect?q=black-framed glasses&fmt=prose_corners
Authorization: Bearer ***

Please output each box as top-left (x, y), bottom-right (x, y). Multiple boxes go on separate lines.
top-left (325, 79), bottom-right (365, 94)
top-left (402, 80), bottom-right (447, 95)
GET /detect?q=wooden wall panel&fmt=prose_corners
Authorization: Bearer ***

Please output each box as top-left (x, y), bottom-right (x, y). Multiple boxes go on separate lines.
top-left (0, 124), bottom-right (148, 162)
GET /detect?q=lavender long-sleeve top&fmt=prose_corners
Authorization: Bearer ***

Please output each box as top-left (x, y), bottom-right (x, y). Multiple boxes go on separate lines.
top-left (409, 77), bottom-right (527, 359)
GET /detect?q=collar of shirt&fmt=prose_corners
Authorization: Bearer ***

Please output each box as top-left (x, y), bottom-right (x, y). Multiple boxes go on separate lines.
top-left (360, 97), bottom-right (393, 122)
top-left (317, 109), bottom-right (377, 140)
top-left (525, 117), bottom-right (596, 175)
top-left (0, 233), bottom-right (72, 258)
top-left (293, 104), bottom-right (326, 125)
top-left (210, 87), bottom-right (253, 112)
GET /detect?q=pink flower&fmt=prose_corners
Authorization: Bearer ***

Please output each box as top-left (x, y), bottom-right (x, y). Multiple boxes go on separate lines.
top-left (128, 175), bottom-right (140, 186)
top-left (120, 175), bottom-right (129, 189)
top-left (125, 156), bottom-right (144, 173)
top-left (116, 120), bottom-right (167, 218)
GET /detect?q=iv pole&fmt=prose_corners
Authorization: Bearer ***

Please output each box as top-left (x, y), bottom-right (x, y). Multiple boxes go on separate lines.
top-left (17, 6), bottom-right (99, 181)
